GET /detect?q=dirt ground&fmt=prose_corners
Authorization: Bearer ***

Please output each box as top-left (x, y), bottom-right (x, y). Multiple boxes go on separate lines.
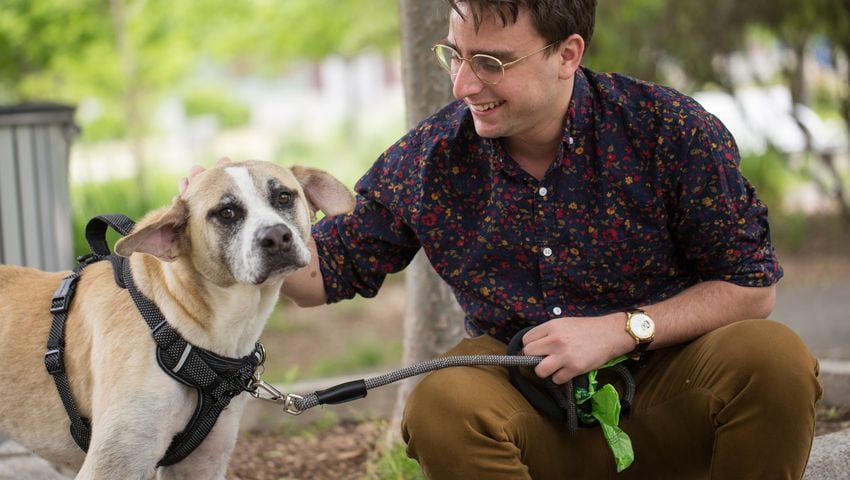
top-left (227, 215), bottom-right (850, 480)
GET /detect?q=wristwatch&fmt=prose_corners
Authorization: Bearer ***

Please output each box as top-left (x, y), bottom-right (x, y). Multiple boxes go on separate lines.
top-left (625, 309), bottom-right (655, 357)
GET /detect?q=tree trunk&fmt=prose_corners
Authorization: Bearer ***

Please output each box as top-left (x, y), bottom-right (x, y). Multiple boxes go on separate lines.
top-left (109, 0), bottom-right (150, 205)
top-left (386, 0), bottom-right (464, 445)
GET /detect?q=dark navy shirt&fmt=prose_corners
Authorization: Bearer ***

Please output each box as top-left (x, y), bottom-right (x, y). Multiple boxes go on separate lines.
top-left (313, 66), bottom-right (782, 343)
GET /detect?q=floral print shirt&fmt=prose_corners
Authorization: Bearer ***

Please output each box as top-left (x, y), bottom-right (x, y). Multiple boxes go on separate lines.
top-left (313, 66), bottom-right (782, 343)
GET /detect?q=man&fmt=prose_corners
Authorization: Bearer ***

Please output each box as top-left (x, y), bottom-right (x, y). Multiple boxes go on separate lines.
top-left (188, 1), bottom-right (821, 478)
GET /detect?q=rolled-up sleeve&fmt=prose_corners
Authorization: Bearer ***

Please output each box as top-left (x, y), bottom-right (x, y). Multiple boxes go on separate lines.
top-left (667, 109), bottom-right (783, 287)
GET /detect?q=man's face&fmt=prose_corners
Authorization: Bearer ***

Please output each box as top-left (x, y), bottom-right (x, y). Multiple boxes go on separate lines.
top-left (446, 4), bottom-right (575, 146)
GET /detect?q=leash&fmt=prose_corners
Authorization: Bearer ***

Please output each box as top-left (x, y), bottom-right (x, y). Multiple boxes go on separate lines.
top-left (248, 329), bottom-right (637, 437)
top-left (249, 331), bottom-right (639, 470)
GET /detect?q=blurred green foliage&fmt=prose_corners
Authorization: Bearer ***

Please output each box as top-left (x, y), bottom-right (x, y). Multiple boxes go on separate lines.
top-left (739, 149), bottom-right (803, 210)
top-left (70, 172), bottom-right (180, 258)
top-left (182, 86), bottom-right (251, 128)
top-left (11, 0), bottom-right (850, 257)
top-left (0, 0), bottom-right (400, 137)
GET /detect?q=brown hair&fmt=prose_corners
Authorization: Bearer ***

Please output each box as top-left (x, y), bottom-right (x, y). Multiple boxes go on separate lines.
top-left (445, 0), bottom-right (597, 48)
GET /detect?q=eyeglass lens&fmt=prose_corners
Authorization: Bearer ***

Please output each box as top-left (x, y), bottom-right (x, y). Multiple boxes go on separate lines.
top-left (433, 45), bottom-right (504, 85)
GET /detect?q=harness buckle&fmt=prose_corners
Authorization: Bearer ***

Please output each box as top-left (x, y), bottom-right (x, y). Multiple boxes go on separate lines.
top-left (44, 347), bottom-right (64, 375)
top-left (50, 276), bottom-right (78, 314)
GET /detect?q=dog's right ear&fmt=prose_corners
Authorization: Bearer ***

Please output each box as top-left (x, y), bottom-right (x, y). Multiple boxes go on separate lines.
top-left (290, 165), bottom-right (356, 219)
top-left (114, 199), bottom-right (188, 261)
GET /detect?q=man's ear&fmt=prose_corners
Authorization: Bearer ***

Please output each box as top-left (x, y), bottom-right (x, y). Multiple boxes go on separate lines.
top-left (114, 198), bottom-right (188, 261)
top-left (558, 33), bottom-right (585, 79)
top-left (290, 165), bottom-right (356, 218)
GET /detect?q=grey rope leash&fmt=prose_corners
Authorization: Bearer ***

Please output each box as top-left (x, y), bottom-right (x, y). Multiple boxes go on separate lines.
top-left (249, 348), bottom-right (637, 435)
top-left (250, 354), bottom-right (543, 413)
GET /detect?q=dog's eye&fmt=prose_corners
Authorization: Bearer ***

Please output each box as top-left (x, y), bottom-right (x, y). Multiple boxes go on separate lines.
top-left (218, 207), bottom-right (236, 220)
top-left (277, 192), bottom-right (292, 206)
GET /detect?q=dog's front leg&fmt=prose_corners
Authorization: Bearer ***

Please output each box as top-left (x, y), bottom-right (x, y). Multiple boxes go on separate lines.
top-left (75, 383), bottom-right (192, 480)
top-left (156, 398), bottom-right (247, 480)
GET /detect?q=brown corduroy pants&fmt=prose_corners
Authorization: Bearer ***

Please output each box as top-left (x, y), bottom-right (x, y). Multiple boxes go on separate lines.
top-left (401, 319), bottom-right (822, 479)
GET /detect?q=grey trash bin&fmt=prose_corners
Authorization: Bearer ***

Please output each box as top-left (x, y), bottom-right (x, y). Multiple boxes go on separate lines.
top-left (0, 103), bottom-right (78, 271)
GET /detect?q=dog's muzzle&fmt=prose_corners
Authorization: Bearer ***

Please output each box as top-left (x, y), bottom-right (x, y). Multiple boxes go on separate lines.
top-left (251, 224), bottom-right (308, 284)
top-left (257, 224), bottom-right (293, 255)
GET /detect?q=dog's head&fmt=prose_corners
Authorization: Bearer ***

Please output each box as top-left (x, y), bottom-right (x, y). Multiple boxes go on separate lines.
top-left (115, 160), bottom-right (354, 286)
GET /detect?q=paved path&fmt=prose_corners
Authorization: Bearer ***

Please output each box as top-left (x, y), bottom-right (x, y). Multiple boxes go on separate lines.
top-left (773, 281), bottom-right (850, 361)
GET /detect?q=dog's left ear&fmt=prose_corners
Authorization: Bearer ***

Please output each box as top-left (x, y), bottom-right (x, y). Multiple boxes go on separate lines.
top-left (291, 165), bottom-right (355, 218)
top-left (114, 198), bottom-right (188, 261)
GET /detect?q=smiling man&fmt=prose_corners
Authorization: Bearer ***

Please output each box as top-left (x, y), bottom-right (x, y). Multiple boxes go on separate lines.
top-left (271, 1), bottom-right (823, 478)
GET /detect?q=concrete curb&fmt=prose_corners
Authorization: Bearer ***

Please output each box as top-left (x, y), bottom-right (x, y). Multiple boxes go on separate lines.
top-left (820, 359), bottom-right (850, 409)
top-left (806, 359), bottom-right (850, 480)
top-left (806, 429), bottom-right (850, 480)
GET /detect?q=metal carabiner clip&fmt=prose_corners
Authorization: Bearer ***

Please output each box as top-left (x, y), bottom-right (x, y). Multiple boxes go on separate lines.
top-left (249, 378), bottom-right (285, 404)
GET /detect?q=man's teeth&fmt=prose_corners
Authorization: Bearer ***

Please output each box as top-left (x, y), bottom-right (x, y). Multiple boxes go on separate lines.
top-left (471, 101), bottom-right (503, 112)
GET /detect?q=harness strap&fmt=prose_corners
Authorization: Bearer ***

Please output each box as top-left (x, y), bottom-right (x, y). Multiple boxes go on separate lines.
top-left (119, 258), bottom-right (261, 466)
top-left (46, 266), bottom-right (94, 450)
top-left (44, 215), bottom-right (136, 452)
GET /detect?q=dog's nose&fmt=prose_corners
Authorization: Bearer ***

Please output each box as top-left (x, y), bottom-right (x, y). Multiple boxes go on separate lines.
top-left (257, 224), bottom-right (293, 254)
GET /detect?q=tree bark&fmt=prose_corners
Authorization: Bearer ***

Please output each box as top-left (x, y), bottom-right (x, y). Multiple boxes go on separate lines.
top-left (386, 0), bottom-right (464, 445)
top-left (109, 0), bottom-right (151, 205)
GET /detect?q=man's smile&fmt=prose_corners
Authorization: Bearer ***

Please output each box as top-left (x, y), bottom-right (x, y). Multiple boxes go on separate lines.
top-left (468, 100), bottom-right (506, 112)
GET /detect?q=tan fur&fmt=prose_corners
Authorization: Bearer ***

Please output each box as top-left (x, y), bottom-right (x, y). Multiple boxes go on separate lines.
top-left (0, 161), bottom-right (354, 479)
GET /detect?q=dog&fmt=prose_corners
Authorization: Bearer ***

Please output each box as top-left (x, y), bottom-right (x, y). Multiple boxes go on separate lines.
top-left (0, 160), bottom-right (355, 479)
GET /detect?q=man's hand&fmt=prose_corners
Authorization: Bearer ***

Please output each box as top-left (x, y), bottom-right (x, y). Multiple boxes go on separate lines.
top-left (521, 282), bottom-right (777, 385)
top-left (522, 314), bottom-right (634, 384)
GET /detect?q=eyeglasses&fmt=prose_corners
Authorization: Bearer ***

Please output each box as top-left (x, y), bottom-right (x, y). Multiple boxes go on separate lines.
top-left (431, 42), bottom-right (556, 85)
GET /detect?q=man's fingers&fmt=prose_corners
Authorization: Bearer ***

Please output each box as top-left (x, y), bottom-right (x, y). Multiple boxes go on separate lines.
top-left (522, 323), bottom-right (549, 346)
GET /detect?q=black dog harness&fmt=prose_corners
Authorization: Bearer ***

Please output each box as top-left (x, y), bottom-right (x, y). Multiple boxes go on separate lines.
top-left (45, 215), bottom-right (263, 466)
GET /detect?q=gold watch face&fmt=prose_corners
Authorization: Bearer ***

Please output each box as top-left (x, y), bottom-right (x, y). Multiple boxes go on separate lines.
top-left (628, 312), bottom-right (655, 340)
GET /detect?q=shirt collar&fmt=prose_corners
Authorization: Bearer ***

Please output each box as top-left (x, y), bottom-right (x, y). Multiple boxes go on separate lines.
top-left (557, 67), bottom-right (594, 167)
top-left (477, 66), bottom-right (595, 175)
top-left (567, 67), bottom-right (594, 138)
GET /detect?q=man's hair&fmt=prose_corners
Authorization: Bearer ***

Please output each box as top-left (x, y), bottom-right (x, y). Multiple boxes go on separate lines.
top-left (445, 0), bottom-right (597, 48)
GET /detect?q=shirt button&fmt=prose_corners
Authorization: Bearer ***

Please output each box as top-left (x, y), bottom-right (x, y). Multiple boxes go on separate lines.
top-left (553, 307), bottom-right (563, 316)
top-left (538, 187), bottom-right (548, 197)
top-left (568, 136), bottom-right (575, 145)
top-left (542, 247), bottom-right (553, 257)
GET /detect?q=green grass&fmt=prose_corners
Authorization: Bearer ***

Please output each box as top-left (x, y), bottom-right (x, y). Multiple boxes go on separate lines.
top-left (362, 442), bottom-right (425, 480)
top-left (310, 336), bottom-right (403, 378)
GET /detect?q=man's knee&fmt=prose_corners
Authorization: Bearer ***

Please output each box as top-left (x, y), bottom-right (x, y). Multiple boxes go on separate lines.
top-left (403, 365), bottom-right (505, 443)
top-left (706, 319), bottom-right (821, 401)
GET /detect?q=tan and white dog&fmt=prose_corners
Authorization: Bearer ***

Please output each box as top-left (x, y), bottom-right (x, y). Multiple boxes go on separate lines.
top-left (0, 160), bottom-right (354, 479)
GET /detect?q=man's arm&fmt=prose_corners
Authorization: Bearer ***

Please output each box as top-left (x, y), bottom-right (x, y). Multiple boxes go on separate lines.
top-left (522, 280), bottom-right (776, 384)
top-left (280, 236), bottom-right (328, 307)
